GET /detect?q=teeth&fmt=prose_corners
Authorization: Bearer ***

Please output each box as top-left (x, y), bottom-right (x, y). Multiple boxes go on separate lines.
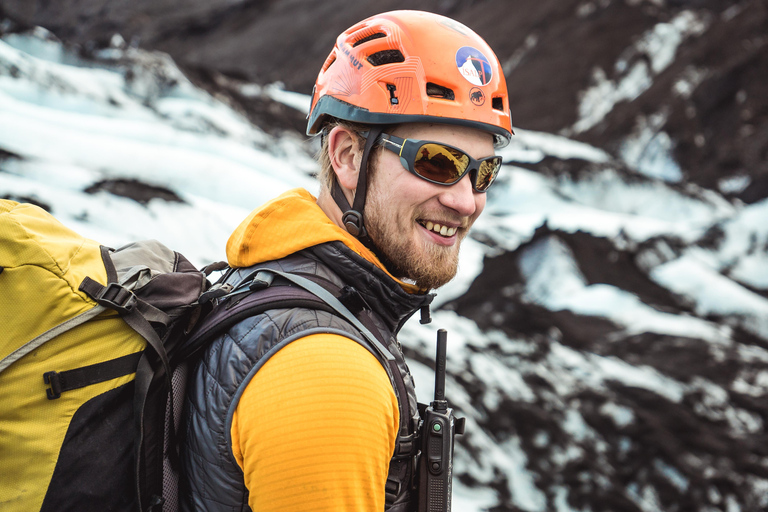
top-left (421, 221), bottom-right (457, 237)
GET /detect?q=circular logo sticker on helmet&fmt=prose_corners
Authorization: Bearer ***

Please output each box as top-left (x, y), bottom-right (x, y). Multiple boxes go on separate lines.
top-left (469, 87), bottom-right (485, 106)
top-left (455, 46), bottom-right (493, 86)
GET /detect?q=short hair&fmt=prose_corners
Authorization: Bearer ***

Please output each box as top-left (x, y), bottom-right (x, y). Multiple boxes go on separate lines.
top-left (316, 119), bottom-right (372, 194)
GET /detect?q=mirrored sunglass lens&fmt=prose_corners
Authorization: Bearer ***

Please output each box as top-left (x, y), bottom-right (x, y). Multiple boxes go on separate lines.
top-left (475, 157), bottom-right (502, 191)
top-left (413, 143), bottom-right (470, 183)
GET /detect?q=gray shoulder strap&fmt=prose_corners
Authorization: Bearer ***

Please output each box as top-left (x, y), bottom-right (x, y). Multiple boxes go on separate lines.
top-left (258, 268), bottom-right (395, 362)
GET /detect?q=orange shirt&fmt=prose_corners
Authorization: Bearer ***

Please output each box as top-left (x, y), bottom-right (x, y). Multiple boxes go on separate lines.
top-left (231, 335), bottom-right (399, 510)
top-left (225, 189), bottom-right (418, 511)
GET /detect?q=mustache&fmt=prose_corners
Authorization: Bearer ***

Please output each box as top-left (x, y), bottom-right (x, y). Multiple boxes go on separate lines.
top-left (416, 213), bottom-right (472, 230)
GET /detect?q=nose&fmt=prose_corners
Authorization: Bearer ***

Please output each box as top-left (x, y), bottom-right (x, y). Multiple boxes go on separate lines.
top-left (438, 172), bottom-right (481, 217)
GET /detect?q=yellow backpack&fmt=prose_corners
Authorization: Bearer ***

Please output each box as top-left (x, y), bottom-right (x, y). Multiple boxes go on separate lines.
top-left (0, 200), bottom-right (220, 512)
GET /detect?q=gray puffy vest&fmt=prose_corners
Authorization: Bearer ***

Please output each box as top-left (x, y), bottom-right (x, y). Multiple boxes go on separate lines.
top-left (180, 241), bottom-right (433, 511)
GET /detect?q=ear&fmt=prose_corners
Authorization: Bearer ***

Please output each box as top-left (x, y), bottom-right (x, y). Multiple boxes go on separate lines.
top-left (327, 126), bottom-right (363, 202)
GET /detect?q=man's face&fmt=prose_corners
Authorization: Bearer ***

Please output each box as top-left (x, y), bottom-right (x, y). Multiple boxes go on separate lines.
top-left (364, 123), bottom-right (495, 290)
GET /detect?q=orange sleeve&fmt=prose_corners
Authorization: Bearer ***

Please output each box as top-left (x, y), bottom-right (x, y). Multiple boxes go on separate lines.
top-left (230, 333), bottom-right (400, 511)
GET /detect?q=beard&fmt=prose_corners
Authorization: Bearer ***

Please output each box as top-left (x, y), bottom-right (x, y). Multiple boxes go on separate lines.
top-left (364, 181), bottom-right (466, 291)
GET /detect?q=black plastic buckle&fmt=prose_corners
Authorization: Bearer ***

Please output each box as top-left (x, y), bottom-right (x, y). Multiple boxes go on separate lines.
top-left (248, 270), bottom-right (274, 291)
top-left (147, 494), bottom-right (165, 511)
top-left (393, 432), bottom-right (419, 459)
top-left (199, 283), bottom-right (233, 304)
top-left (456, 416), bottom-right (466, 435)
top-left (96, 282), bottom-right (137, 313)
top-left (384, 477), bottom-right (401, 505)
top-left (419, 305), bottom-right (432, 325)
top-left (44, 371), bottom-right (62, 400)
top-left (342, 210), bottom-right (366, 238)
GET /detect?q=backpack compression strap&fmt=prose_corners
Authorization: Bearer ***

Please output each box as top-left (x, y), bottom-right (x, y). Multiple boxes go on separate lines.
top-left (78, 276), bottom-right (177, 512)
top-left (0, 304), bottom-right (107, 377)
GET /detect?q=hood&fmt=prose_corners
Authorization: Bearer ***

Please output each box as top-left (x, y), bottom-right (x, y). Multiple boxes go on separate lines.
top-left (227, 188), bottom-right (421, 294)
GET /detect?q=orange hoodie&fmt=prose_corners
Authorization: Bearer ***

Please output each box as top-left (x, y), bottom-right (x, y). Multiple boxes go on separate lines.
top-left (228, 188), bottom-right (413, 511)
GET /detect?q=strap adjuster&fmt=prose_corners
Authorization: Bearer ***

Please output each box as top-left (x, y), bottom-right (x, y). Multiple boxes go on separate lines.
top-left (384, 477), bottom-right (401, 505)
top-left (248, 270), bottom-right (274, 291)
top-left (341, 210), bottom-right (365, 237)
top-left (393, 432), bottom-right (419, 459)
top-left (44, 371), bottom-right (62, 400)
top-left (199, 283), bottom-right (233, 304)
top-left (96, 282), bottom-right (137, 313)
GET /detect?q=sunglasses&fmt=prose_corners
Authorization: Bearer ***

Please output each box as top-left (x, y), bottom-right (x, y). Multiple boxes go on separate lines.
top-left (374, 132), bottom-right (503, 192)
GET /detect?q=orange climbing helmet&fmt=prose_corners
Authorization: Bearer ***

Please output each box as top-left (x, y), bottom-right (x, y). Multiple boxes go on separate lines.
top-left (306, 10), bottom-right (514, 147)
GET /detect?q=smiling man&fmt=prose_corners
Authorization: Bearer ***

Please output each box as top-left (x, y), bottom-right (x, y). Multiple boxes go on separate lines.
top-left (181, 10), bottom-right (513, 512)
top-left (319, 122), bottom-right (496, 291)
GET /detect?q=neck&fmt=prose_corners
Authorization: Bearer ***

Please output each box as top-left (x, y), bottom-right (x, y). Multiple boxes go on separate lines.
top-left (316, 189), bottom-right (345, 230)
top-left (317, 188), bottom-right (393, 274)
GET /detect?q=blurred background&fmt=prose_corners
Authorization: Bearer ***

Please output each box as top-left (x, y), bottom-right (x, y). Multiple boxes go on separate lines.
top-left (1, 1), bottom-right (767, 510)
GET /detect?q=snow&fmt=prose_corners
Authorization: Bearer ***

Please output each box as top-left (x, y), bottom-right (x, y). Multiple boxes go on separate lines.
top-left (3, 24), bottom-right (768, 512)
top-left (547, 342), bottom-right (687, 403)
top-left (718, 174), bottom-right (751, 195)
top-left (517, 236), bottom-right (729, 343)
top-left (499, 127), bottom-right (612, 164)
top-left (239, 81), bottom-right (313, 114)
top-left (0, 30), bottom-right (318, 266)
top-left (573, 63), bottom-right (653, 134)
top-left (599, 401), bottom-right (635, 428)
top-left (477, 164), bottom-right (731, 251)
top-left (651, 253), bottom-right (768, 338)
top-left (571, 10), bottom-right (708, 135)
top-left (572, 9), bottom-right (710, 182)
top-left (619, 111), bottom-right (684, 182)
top-left (700, 198), bottom-right (768, 290)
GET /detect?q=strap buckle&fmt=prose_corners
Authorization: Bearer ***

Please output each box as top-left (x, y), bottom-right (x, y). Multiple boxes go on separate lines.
top-left (96, 282), bottom-right (137, 313)
top-left (44, 371), bottom-right (62, 400)
top-left (341, 210), bottom-right (365, 237)
top-left (392, 431), bottom-right (419, 460)
top-left (199, 283), bottom-right (233, 304)
top-left (384, 477), bottom-right (401, 505)
top-left (248, 270), bottom-right (274, 291)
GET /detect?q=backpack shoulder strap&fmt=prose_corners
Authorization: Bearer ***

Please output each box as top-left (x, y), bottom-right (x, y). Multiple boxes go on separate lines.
top-left (180, 272), bottom-right (334, 360)
top-left (182, 268), bottom-right (395, 363)
top-left (260, 269), bottom-right (396, 362)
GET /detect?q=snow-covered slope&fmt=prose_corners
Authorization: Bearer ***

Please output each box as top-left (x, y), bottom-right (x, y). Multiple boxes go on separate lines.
top-left (2, 22), bottom-right (768, 512)
top-left (0, 28), bottom-right (317, 264)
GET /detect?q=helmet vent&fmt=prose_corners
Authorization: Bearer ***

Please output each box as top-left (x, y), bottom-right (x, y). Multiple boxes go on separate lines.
top-left (492, 97), bottom-right (504, 111)
top-left (353, 32), bottom-right (386, 47)
top-left (367, 50), bottom-right (405, 66)
top-left (426, 83), bottom-right (455, 101)
top-left (322, 54), bottom-right (337, 73)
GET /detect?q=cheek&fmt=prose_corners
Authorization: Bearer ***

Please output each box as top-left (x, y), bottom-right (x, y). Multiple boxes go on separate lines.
top-left (474, 193), bottom-right (487, 216)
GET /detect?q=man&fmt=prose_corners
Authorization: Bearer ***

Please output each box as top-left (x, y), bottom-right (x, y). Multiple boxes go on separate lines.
top-left (180, 10), bottom-right (513, 512)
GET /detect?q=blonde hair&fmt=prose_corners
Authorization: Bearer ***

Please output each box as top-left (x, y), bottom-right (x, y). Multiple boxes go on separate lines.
top-left (316, 119), bottom-right (372, 194)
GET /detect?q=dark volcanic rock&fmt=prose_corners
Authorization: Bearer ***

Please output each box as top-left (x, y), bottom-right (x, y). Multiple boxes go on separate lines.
top-left (84, 178), bottom-right (186, 205)
top-left (1, 194), bottom-right (52, 211)
top-left (2, 0), bottom-right (766, 201)
top-left (4, 2), bottom-right (768, 510)
top-left (446, 223), bottom-right (768, 509)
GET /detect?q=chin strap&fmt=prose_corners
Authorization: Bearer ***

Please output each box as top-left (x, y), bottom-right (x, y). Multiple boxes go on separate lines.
top-left (331, 126), bottom-right (385, 239)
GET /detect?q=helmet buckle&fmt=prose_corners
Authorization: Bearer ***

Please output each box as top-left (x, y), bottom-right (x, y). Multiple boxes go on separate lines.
top-left (342, 210), bottom-right (366, 238)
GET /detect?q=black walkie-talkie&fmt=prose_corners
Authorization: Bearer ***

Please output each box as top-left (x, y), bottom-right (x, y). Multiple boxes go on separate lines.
top-left (418, 329), bottom-right (466, 512)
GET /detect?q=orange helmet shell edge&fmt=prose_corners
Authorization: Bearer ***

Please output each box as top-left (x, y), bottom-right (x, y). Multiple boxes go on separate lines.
top-left (306, 10), bottom-right (514, 147)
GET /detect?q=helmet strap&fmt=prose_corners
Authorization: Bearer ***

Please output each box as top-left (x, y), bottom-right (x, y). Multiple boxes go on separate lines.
top-left (331, 125), bottom-right (385, 240)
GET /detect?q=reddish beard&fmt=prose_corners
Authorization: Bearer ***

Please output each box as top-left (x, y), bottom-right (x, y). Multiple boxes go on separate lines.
top-left (364, 184), bottom-right (467, 291)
